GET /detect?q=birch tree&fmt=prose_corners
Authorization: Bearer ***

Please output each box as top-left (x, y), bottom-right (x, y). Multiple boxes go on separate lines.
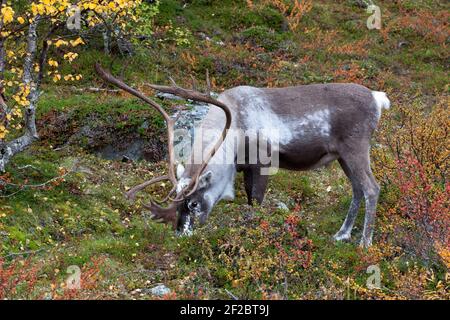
top-left (0, 0), bottom-right (145, 172)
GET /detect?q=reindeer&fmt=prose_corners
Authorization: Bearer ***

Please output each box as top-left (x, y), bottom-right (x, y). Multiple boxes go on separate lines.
top-left (95, 64), bottom-right (390, 248)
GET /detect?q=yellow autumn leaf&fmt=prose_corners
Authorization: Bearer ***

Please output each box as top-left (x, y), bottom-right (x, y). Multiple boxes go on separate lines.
top-left (53, 74), bottom-right (61, 82)
top-left (70, 37), bottom-right (84, 47)
top-left (1, 6), bottom-right (14, 24)
top-left (20, 100), bottom-right (30, 106)
top-left (54, 39), bottom-right (68, 47)
top-left (48, 59), bottom-right (59, 67)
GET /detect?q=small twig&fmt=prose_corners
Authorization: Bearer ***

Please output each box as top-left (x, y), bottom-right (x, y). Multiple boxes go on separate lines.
top-left (17, 164), bottom-right (41, 171)
top-left (0, 162), bottom-right (78, 197)
top-left (0, 188), bottom-right (22, 198)
top-left (3, 169), bottom-right (72, 188)
top-left (2, 248), bottom-right (45, 259)
top-left (52, 144), bottom-right (70, 151)
top-left (224, 288), bottom-right (239, 300)
top-left (72, 86), bottom-right (120, 93)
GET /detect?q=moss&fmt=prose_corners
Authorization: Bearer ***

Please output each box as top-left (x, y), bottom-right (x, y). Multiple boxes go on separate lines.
top-left (239, 26), bottom-right (287, 51)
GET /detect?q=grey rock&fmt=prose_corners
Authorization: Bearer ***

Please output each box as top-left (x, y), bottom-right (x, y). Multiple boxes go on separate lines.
top-left (156, 92), bottom-right (184, 101)
top-left (149, 284), bottom-right (171, 297)
top-left (276, 202), bottom-right (289, 211)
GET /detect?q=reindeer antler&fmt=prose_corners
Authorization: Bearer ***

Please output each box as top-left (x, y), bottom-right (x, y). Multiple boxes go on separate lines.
top-left (94, 63), bottom-right (232, 228)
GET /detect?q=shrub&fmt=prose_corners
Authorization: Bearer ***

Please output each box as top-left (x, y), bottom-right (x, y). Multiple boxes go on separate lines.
top-left (0, 256), bottom-right (104, 299)
top-left (0, 258), bottom-right (40, 299)
top-left (373, 95), bottom-right (449, 267)
top-left (179, 210), bottom-right (313, 299)
top-left (395, 155), bottom-right (449, 265)
top-left (247, 0), bottom-right (313, 31)
top-left (239, 26), bottom-right (285, 51)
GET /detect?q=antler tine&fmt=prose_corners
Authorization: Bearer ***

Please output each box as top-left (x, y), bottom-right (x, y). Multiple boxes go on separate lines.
top-left (95, 63), bottom-right (179, 205)
top-left (147, 78), bottom-right (232, 197)
top-left (125, 175), bottom-right (170, 201)
top-left (95, 63), bottom-right (171, 124)
top-left (143, 201), bottom-right (178, 228)
top-left (95, 63), bottom-right (233, 227)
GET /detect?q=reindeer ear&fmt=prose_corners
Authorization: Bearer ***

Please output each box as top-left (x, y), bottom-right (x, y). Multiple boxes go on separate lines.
top-left (176, 163), bottom-right (185, 180)
top-left (198, 171), bottom-right (213, 189)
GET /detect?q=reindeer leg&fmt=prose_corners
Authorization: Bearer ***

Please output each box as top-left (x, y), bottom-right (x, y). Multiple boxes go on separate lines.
top-left (243, 169), bottom-right (254, 205)
top-left (333, 158), bottom-right (363, 242)
top-left (335, 150), bottom-right (380, 247)
top-left (244, 168), bottom-right (269, 205)
top-left (360, 167), bottom-right (380, 248)
top-left (252, 169), bottom-right (269, 205)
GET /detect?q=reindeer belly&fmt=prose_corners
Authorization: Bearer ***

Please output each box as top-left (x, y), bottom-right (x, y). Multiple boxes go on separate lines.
top-left (278, 140), bottom-right (338, 170)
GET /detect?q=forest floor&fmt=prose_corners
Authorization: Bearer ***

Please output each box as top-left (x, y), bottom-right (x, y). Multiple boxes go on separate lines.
top-left (1, 0), bottom-right (448, 299)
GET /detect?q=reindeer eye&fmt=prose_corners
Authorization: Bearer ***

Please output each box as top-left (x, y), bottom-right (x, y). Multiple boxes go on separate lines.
top-left (188, 200), bottom-right (199, 210)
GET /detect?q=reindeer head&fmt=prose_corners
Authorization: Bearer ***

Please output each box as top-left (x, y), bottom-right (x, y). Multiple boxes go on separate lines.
top-left (95, 64), bottom-right (231, 236)
top-left (174, 164), bottom-right (216, 235)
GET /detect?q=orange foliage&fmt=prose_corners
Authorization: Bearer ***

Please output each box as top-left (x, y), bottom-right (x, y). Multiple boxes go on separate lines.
top-left (333, 62), bottom-right (365, 84)
top-left (373, 95), bottom-right (449, 266)
top-left (0, 258), bottom-right (40, 299)
top-left (395, 155), bottom-right (449, 263)
top-left (327, 38), bottom-right (369, 57)
top-left (54, 257), bottom-right (104, 300)
top-left (382, 9), bottom-right (449, 45)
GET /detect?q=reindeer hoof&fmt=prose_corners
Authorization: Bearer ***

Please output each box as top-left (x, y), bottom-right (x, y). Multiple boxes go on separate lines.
top-left (359, 238), bottom-right (372, 248)
top-left (333, 232), bottom-right (351, 242)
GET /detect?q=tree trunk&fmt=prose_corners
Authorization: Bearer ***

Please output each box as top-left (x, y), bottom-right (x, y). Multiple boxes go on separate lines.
top-left (0, 18), bottom-right (40, 172)
top-left (103, 28), bottom-right (111, 55)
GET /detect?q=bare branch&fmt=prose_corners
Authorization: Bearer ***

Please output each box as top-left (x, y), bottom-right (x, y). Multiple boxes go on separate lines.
top-left (72, 86), bottom-right (121, 93)
top-left (37, 23), bottom-right (61, 87)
